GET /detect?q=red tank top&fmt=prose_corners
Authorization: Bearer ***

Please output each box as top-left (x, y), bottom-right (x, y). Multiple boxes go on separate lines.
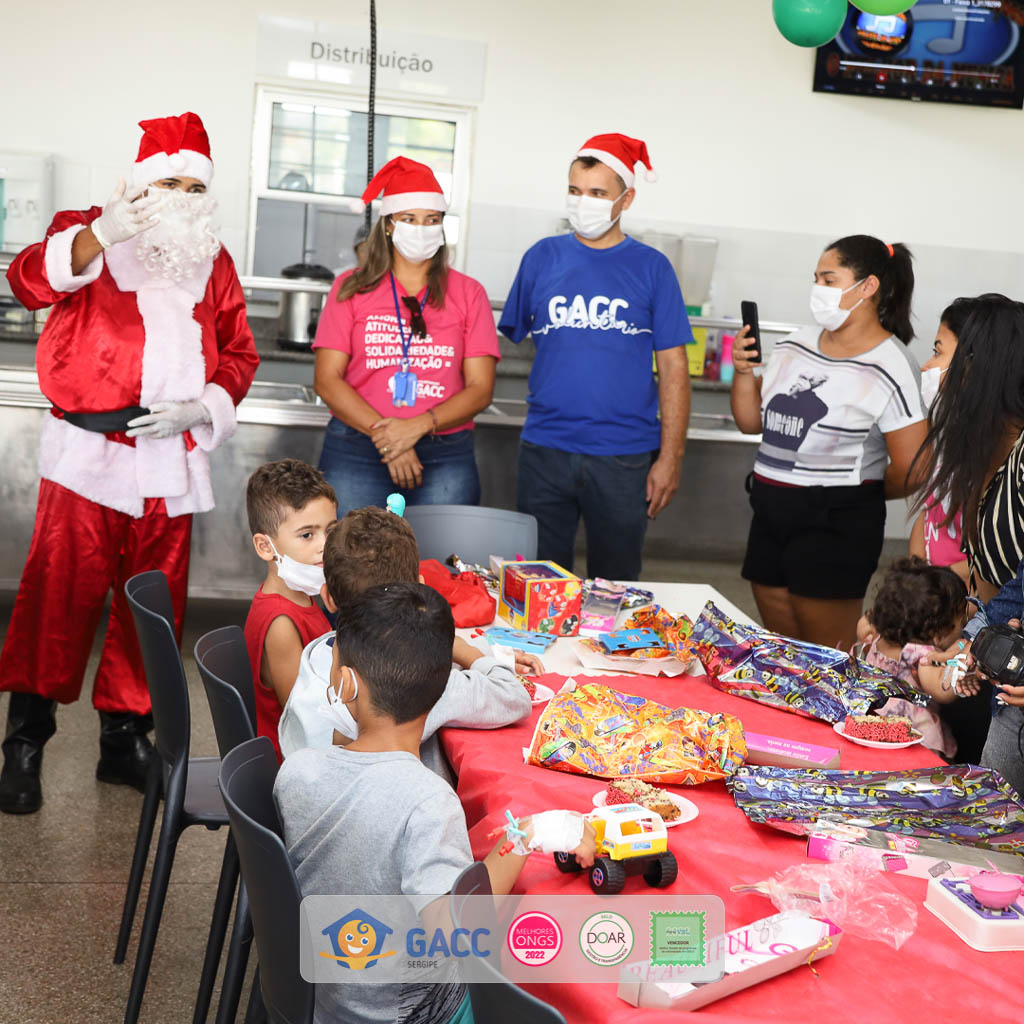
top-left (244, 586), bottom-right (331, 761)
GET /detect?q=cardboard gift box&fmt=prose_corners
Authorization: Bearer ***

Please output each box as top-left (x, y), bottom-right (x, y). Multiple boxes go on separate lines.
top-left (617, 912), bottom-right (842, 1011)
top-left (498, 561), bottom-right (582, 636)
top-left (744, 732), bottom-right (841, 770)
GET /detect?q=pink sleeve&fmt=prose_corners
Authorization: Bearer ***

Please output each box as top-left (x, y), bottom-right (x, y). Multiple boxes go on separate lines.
top-left (312, 274), bottom-right (356, 354)
top-left (901, 643), bottom-right (937, 673)
top-left (462, 278), bottom-right (501, 361)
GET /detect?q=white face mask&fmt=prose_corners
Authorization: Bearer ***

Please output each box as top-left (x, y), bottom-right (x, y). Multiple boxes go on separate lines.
top-left (809, 279), bottom-right (866, 332)
top-left (920, 366), bottom-right (946, 409)
top-left (269, 541), bottom-right (325, 597)
top-left (390, 221), bottom-right (444, 263)
top-left (566, 192), bottom-right (627, 240)
top-left (318, 667), bottom-right (359, 741)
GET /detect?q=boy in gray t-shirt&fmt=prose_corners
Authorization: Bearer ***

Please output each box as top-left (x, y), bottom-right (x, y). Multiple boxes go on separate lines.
top-left (274, 582), bottom-right (595, 1024)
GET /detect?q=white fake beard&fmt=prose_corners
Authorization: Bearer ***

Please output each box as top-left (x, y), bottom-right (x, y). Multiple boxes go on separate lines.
top-left (134, 190), bottom-right (221, 281)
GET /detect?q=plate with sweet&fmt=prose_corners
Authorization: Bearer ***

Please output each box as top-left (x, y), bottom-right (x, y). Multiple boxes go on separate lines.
top-left (833, 714), bottom-right (923, 749)
top-left (592, 778), bottom-right (699, 827)
top-left (517, 674), bottom-right (554, 706)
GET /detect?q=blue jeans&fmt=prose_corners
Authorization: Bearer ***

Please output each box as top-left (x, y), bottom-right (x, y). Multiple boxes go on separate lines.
top-left (318, 418), bottom-right (481, 516)
top-left (516, 440), bottom-right (653, 581)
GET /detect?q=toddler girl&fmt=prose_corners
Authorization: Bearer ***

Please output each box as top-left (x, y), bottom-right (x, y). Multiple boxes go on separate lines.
top-left (856, 557), bottom-right (970, 758)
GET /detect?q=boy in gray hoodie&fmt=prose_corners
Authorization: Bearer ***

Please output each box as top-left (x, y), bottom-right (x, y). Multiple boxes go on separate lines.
top-left (278, 506), bottom-right (535, 781)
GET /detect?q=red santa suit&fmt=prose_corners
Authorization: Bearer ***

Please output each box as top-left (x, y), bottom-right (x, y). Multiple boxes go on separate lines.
top-left (0, 202), bottom-right (258, 713)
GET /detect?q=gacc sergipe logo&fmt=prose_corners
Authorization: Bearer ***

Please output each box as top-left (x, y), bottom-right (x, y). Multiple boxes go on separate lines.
top-left (320, 908), bottom-right (396, 970)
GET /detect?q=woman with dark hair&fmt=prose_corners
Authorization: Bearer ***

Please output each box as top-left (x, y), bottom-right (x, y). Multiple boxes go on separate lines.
top-left (908, 297), bottom-right (981, 586)
top-left (313, 157), bottom-right (499, 513)
top-left (910, 294), bottom-right (1024, 601)
top-left (906, 297), bottom-right (997, 762)
top-left (730, 234), bottom-right (927, 650)
top-left (910, 295), bottom-right (1024, 785)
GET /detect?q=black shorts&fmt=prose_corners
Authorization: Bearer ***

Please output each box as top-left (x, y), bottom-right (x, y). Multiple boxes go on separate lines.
top-left (741, 476), bottom-right (886, 600)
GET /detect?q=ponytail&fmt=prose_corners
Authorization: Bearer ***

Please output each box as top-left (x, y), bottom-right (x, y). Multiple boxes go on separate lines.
top-left (826, 234), bottom-right (915, 345)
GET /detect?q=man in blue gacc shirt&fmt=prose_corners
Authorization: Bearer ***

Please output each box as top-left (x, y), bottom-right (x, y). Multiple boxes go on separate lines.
top-left (499, 133), bottom-right (692, 581)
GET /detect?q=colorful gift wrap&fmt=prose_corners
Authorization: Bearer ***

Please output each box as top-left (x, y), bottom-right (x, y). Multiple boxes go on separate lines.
top-left (526, 681), bottom-right (747, 785)
top-left (579, 605), bottom-right (699, 664)
top-left (498, 560), bottom-right (582, 636)
top-left (690, 601), bottom-right (927, 724)
top-left (726, 764), bottom-right (1024, 855)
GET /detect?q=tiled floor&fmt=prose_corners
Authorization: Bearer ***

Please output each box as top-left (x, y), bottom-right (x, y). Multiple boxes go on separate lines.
top-left (0, 594), bottom-right (253, 1024)
top-left (0, 548), bottom-right (900, 1022)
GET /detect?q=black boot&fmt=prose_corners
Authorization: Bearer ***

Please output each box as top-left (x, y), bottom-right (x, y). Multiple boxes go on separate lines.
top-left (0, 692), bottom-right (58, 815)
top-left (96, 711), bottom-right (155, 793)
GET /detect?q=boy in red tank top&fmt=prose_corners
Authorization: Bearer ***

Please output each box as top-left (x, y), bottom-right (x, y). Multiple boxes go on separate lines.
top-left (244, 460), bottom-right (337, 759)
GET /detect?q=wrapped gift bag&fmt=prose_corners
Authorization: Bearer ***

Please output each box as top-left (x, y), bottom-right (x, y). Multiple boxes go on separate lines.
top-left (727, 764), bottom-right (1024, 854)
top-left (526, 680), bottom-right (747, 785)
top-left (691, 601), bottom-right (927, 724)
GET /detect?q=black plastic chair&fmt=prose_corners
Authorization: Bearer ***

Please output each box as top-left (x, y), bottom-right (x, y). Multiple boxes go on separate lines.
top-left (195, 626), bottom-right (262, 1024)
top-left (219, 737), bottom-right (314, 1024)
top-left (117, 571), bottom-right (239, 1024)
top-left (450, 862), bottom-right (567, 1024)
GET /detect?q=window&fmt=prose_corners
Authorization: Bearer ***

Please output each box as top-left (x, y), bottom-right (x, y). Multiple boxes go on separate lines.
top-left (248, 87), bottom-right (470, 281)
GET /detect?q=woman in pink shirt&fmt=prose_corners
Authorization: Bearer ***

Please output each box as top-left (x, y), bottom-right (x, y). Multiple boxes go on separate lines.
top-left (313, 157), bottom-right (499, 512)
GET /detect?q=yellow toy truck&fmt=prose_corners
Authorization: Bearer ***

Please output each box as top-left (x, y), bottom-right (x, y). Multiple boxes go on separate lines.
top-left (553, 802), bottom-right (678, 894)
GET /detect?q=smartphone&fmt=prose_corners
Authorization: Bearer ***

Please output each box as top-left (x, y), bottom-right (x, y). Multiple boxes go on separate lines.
top-left (740, 300), bottom-right (762, 364)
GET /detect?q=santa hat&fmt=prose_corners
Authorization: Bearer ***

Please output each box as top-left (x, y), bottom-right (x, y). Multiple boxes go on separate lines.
top-left (131, 112), bottom-right (213, 188)
top-left (349, 156), bottom-right (447, 216)
top-left (575, 133), bottom-right (656, 186)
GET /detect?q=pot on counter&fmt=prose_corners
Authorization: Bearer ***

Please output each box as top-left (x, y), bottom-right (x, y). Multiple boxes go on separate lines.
top-left (277, 263), bottom-right (335, 351)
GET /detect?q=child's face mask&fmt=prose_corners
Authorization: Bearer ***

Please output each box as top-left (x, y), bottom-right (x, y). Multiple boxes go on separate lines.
top-left (269, 540), bottom-right (325, 597)
top-left (318, 664), bottom-right (359, 741)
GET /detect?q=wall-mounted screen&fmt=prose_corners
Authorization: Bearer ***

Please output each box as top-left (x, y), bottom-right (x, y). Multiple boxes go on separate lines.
top-left (813, 0), bottom-right (1024, 109)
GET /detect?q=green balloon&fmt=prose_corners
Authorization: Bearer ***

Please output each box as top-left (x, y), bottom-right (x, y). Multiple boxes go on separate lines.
top-left (773, 0), bottom-right (847, 48)
top-left (853, 1), bottom-right (914, 14)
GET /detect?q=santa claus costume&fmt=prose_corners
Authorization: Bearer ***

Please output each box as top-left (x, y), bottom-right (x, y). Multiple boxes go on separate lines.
top-left (0, 112), bottom-right (258, 814)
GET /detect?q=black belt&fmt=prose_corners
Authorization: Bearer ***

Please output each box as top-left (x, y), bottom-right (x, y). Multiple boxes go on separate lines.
top-left (55, 406), bottom-right (150, 433)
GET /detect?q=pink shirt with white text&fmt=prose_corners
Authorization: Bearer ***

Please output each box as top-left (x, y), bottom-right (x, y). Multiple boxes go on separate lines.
top-left (313, 269), bottom-right (500, 433)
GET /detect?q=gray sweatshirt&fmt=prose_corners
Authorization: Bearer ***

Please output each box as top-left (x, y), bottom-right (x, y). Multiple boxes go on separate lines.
top-left (274, 746), bottom-right (472, 1024)
top-left (278, 633), bottom-right (533, 782)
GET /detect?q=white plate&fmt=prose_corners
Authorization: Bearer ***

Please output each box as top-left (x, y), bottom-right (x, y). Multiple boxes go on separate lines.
top-left (591, 788), bottom-right (699, 827)
top-left (530, 683), bottom-right (555, 706)
top-left (832, 720), bottom-right (923, 750)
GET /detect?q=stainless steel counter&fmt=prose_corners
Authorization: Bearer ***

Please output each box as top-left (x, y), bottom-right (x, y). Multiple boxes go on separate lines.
top-left (0, 357), bottom-right (762, 597)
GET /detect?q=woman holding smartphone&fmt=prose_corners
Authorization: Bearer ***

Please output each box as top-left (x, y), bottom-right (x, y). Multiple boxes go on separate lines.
top-left (313, 157), bottom-right (499, 513)
top-left (730, 234), bottom-right (927, 650)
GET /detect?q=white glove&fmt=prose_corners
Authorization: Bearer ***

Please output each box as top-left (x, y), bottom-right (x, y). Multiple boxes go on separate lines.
top-left (90, 178), bottom-right (161, 249)
top-left (126, 400), bottom-right (211, 439)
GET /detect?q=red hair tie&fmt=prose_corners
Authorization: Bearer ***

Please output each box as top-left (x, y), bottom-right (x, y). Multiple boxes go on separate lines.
top-left (885, 243), bottom-right (894, 258)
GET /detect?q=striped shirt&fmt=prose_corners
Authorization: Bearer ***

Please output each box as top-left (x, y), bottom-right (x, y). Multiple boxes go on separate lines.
top-left (754, 327), bottom-right (925, 486)
top-left (971, 431), bottom-right (1024, 588)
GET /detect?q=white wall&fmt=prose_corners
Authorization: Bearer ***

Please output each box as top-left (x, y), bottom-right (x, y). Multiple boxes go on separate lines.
top-left (3, 0), bottom-right (1021, 539)
top-left (4, 0), bottom-right (1022, 251)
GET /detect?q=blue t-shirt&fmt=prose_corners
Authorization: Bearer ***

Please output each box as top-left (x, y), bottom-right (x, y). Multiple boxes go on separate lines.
top-left (499, 233), bottom-right (692, 455)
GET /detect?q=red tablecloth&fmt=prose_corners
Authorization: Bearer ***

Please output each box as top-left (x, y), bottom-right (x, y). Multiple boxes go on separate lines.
top-left (440, 670), bottom-right (1022, 1024)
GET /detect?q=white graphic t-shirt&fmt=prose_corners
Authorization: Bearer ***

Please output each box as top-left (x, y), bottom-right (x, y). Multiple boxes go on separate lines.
top-left (754, 326), bottom-right (925, 486)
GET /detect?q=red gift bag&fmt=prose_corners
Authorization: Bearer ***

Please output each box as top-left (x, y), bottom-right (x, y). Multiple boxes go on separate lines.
top-left (419, 560), bottom-right (496, 628)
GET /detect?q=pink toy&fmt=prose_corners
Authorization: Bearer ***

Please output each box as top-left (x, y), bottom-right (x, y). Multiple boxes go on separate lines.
top-left (969, 871), bottom-right (1024, 910)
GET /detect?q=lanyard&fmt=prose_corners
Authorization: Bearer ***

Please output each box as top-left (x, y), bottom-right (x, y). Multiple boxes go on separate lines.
top-left (389, 272), bottom-right (429, 370)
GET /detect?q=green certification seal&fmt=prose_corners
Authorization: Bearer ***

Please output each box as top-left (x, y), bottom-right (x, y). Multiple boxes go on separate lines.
top-left (650, 910), bottom-right (706, 966)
